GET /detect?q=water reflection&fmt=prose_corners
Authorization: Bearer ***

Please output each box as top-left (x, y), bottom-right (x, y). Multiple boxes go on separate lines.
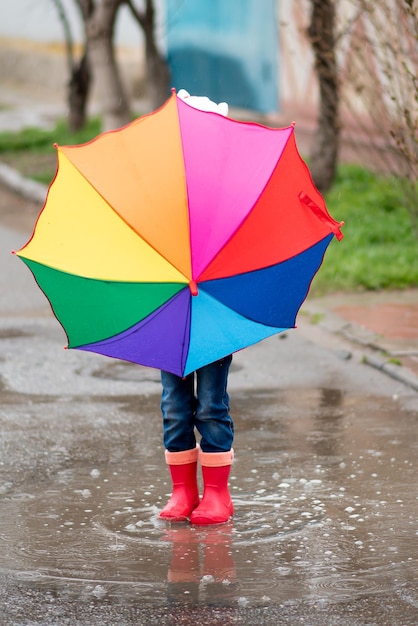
top-left (310, 387), bottom-right (345, 458)
top-left (162, 524), bottom-right (236, 606)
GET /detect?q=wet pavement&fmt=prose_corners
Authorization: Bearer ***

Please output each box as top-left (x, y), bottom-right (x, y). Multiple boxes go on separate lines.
top-left (1, 382), bottom-right (418, 625)
top-left (1, 180), bottom-right (418, 625)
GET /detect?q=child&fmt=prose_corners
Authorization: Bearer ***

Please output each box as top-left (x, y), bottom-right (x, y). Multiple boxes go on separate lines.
top-left (159, 91), bottom-right (234, 526)
top-left (159, 356), bottom-right (234, 525)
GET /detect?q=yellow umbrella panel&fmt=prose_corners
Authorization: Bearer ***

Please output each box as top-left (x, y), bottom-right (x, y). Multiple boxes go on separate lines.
top-left (16, 148), bottom-right (189, 348)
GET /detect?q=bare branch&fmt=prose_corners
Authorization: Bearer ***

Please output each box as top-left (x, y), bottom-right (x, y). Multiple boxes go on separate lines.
top-left (339, 0), bottom-right (418, 233)
top-left (50, 0), bottom-right (74, 74)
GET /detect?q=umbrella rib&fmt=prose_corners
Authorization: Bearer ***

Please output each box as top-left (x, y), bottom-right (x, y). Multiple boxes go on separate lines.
top-left (194, 129), bottom-right (295, 281)
top-left (180, 295), bottom-right (192, 374)
top-left (61, 152), bottom-right (190, 283)
top-left (199, 233), bottom-right (333, 328)
top-left (199, 285), bottom-right (292, 329)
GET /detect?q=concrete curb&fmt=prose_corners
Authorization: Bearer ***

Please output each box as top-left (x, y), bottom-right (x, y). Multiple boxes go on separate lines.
top-left (362, 354), bottom-right (418, 392)
top-left (302, 306), bottom-right (418, 394)
top-left (336, 323), bottom-right (418, 392)
top-left (0, 162), bottom-right (48, 205)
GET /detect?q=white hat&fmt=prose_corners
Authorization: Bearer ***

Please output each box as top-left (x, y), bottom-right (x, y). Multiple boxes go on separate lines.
top-left (177, 88), bottom-right (229, 117)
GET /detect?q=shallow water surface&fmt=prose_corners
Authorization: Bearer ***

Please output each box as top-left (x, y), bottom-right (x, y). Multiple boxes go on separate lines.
top-left (1, 386), bottom-right (418, 623)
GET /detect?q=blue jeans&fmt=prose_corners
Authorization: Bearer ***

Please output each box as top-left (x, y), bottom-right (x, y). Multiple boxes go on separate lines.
top-left (161, 355), bottom-right (233, 453)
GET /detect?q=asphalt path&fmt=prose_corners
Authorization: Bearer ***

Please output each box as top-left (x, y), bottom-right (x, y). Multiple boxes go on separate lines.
top-left (1, 183), bottom-right (418, 625)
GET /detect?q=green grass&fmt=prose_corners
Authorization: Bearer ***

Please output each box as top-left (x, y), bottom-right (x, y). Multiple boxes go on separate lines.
top-left (0, 118), bottom-right (101, 184)
top-left (0, 117), bottom-right (101, 152)
top-left (312, 164), bottom-right (418, 294)
top-left (0, 121), bottom-right (417, 293)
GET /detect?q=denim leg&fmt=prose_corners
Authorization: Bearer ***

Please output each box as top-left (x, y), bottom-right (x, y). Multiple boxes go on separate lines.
top-left (161, 371), bottom-right (196, 452)
top-left (195, 355), bottom-right (234, 453)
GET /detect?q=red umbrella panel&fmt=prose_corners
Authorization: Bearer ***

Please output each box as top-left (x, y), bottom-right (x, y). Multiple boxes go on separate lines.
top-left (15, 91), bottom-right (344, 376)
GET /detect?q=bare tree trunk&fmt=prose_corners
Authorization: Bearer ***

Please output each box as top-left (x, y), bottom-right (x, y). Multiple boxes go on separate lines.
top-left (68, 52), bottom-right (91, 131)
top-left (78, 0), bottom-right (131, 132)
top-left (51, 0), bottom-right (91, 131)
top-left (308, 0), bottom-right (340, 193)
top-left (127, 0), bottom-right (171, 109)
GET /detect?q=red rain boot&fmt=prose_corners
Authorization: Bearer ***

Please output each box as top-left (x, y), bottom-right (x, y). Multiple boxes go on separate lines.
top-left (159, 446), bottom-right (200, 522)
top-left (190, 449), bottom-right (234, 525)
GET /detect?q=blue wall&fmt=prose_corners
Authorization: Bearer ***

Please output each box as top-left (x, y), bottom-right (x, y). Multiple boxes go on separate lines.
top-left (165, 0), bottom-right (279, 113)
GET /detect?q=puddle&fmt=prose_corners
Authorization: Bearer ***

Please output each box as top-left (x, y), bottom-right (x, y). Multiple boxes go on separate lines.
top-left (77, 359), bottom-right (244, 384)
top-left (78, 361), bottom-right (161, 383)
top-left (0, 327), bottom-right (32, 339)
top-left (1, 387), bottom-right (418, 620)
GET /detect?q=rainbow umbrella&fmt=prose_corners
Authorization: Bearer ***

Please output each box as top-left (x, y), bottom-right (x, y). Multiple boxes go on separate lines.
top-left (15, 90), bottom-right (343, 377)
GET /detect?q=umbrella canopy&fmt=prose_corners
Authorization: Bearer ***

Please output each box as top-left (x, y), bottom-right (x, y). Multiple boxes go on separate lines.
top-left (15, 90), bottom-right (343, 377)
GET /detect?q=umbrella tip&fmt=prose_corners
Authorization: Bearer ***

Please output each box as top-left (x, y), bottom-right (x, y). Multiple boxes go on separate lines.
top-left (291, 121), bottom-right (296, 127)
top-left (171, 87), bottom-right (176, 94)
top-left (189, 280), bottom-right (199, 296)
top-left (335, 221), bottom-right (345, 241)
